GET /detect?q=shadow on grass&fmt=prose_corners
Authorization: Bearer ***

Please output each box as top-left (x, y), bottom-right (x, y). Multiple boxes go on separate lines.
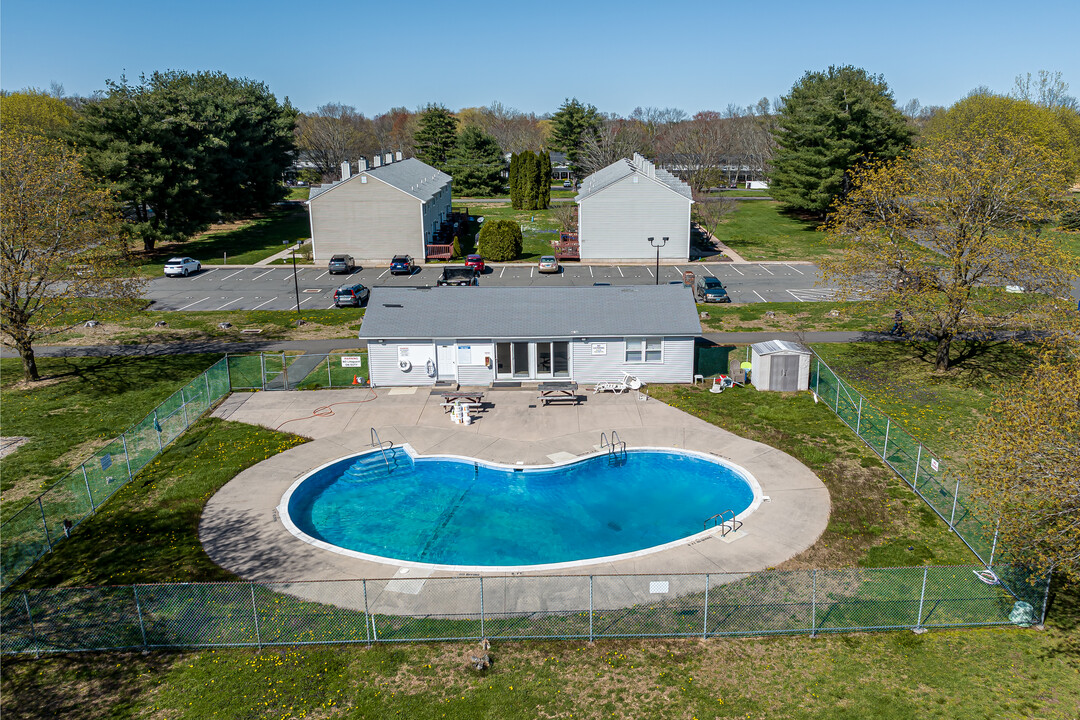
top-left (134, 206), bottom-right (309, 266)
top-left (22, 353), bottom-right (221, 398)
top-left (1043, 575), bottom-right (1080, 664)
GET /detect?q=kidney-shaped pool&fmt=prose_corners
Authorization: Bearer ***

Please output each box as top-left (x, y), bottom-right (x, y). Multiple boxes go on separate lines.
top-left (280, 446), bottom-right (762, 571)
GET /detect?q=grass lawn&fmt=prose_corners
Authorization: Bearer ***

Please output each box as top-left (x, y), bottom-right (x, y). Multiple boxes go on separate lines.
top-left (129, 206), bottom-right (311, 274)
top-left (0, 354), bottom-right (222, 515)
top-left (286, 186), bottom-right (310, 201)
top-left (454, 203), bottom-right (563, 261)
top-left (43, 308), bottom-right (364, 346)
top-left (698, 301), bottom-right (893, 333)
top-left (3, 615), bottom-right (1078, 719)
top-left (709, 201), bottom-right (833, 261)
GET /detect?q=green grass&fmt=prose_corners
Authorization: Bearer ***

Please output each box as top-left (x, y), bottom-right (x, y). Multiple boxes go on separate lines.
top-left (0, 354), bottom-right (222, 511)
top-left (709, 200), bottom-right (832, 261)
top-left (3, 611), bottom-right (1078, 719)
top-left (713, 188), bottom-right (773, 197)
top-left (47, 308), bottom-right (364, 346)
top-left (454, 204), bottom-right (563, 261)
top-left (285, 186), bottom-right (310, 201)
top-left (129, 206), bottom-right (311, 274)
top-left (698, 301), bottom-right (892, 333)
top-left (7, 418), bottom-right (305, 589)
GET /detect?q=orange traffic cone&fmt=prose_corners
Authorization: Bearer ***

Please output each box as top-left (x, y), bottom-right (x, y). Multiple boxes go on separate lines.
top-left (352, 375), bottom-right (361, 385)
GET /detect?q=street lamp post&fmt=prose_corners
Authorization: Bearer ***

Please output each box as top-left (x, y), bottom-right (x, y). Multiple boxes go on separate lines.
top-left (649, 236), bottom-right (669, 285)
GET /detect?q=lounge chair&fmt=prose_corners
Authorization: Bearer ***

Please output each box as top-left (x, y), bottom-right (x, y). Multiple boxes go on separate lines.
top-left (593, 372), bottom-right (644, 394)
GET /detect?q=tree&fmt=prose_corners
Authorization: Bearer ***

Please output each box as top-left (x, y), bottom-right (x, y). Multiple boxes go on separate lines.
top-left (0, 90), bottom-right (76, 137)
top-left (538, 151), bottom-right (552, 209)
top-left (966, 350), bottom-right (1080, 579)
top-left (549, 98), bottom-right (602, 177)
top-left (1, 132), bottom-right (144, 381)
top-left (519, 151), bottom-right (539, 210)
top-left (1012, 70), bottom-right (1078, 110)
top-left (771, 66), bottom-right (914, 216)
top-left (74, 71), bottom-right (297, 252)
top-left (447, 126), bottom-right (504, 197)
top-left (822, 130), bottom-right (1076, 371)
top-left (372, 107), bottom-right (417, 157)
top-left (692, 190), bottom-right (737, 243)
top-left (578, 122), bottom-right (641, 176)
top-left (297, 103), bottom-right (378, 181)
top-left (508, 152), bottom-right (522, 208)
top-left (412, 104), bottom-right (458, 173)
top-left (476, 219), bottom-right (522, 261)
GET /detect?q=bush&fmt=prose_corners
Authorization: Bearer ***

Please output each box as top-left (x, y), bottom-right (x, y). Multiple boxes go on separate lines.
top-left (451, 236), bottom-right (462, 259)
top-left (477, 220), bottom-right (522, 261)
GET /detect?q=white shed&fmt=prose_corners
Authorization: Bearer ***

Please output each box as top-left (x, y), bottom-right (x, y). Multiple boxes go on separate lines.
top-left (750, 340), bottom-right (812, 392)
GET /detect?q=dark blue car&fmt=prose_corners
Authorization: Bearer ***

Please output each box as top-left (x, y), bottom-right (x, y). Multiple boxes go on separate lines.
top-left (390, 255), bottom-right (414, 275)
top-left (695, 276), bottom-right (731, 303)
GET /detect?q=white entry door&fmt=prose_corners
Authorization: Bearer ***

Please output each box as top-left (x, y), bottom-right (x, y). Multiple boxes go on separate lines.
top-left (435, 341), bottom-right (456, 381)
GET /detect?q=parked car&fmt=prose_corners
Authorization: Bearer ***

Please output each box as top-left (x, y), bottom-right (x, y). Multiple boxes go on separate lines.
top-left (695, 276), bottom-right (731, 302)
top-left (563, 180), bottom-right (572, 188)
top-left (390, 255), bottom-right (414, 275)
top-left (328, 254), bottom-right (355, 274)
top-left (437, 267), bottom-right (479, 286)
top-left (163, 257), bottom-right (201, 277)
top-left (464, 254), bottom-right (485, 273)
top-left (538, 256), bottom-right (560, 274)
top-left (333, 283), bottom-right (370, 307)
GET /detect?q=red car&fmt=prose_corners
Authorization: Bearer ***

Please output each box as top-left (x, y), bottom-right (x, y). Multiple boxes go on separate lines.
top-left (464, 254), bottom-right (485, 273)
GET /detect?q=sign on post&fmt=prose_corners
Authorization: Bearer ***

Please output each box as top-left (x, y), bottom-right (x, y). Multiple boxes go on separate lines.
top-left (340, 356), bottom-right (364, 368)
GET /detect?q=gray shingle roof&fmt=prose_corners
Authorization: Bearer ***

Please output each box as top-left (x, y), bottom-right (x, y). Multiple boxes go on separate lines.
top-left (309, 158), bottom-right (451, 204)
top-left (358, 285), bottom-right (702, 340)
top-left (576, 153), bottom-right (693, 203)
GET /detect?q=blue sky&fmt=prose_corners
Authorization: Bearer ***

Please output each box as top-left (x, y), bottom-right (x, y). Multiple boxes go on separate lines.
top-left (2, 0), bottom-right (1078, 116)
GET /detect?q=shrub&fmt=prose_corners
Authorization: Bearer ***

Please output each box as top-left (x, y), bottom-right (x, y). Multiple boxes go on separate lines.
top-left (451, 236), bottom-right (462, 259)
top-left (477, 220), bottom-right (522, 261)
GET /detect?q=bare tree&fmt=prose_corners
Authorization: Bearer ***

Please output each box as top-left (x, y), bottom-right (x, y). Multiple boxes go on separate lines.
top-left (372, 107), bottom-right (417, 158)
top-left (578, 121), bottom-right (644, 176)
top-left (1013, 70), bottom-right (1079, 109)
top-left (297, 103), bottom-right (378, 181)
top-left (553, 202), bottom-right (577, 233)
top-left (692, 190), bottom-right (737, 243)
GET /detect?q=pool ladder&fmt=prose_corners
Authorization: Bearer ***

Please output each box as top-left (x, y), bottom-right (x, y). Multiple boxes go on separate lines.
top-left (369, 428), bottom-right (393, 469)
top-left (600, 430), bottom-right (626, 458)
top-left (704, 509), bottom-right (742, 537)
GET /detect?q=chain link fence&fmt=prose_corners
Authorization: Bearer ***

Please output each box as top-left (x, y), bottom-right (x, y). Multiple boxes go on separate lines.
top-left (0, 359), bottom-right (232, 590)
top-left (0, 565), bottom-right (1041, 655)
top-left (811, 354), bottom-right (1049, 610)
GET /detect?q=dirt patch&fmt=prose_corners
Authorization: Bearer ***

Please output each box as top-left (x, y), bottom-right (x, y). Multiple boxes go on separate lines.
top-left (0, 437), bottom-right (31, 458)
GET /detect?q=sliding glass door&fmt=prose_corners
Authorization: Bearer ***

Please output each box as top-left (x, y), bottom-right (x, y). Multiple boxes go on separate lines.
top-left (495, 341), bottom-right (571, 380)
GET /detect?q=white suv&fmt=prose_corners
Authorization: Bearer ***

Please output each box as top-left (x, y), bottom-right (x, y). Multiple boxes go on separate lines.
top-left (163, 257), bottom-right (201, 277)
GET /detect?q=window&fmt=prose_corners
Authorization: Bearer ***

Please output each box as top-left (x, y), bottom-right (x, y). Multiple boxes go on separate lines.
top-left (626, 338), bottom-right (662, 363)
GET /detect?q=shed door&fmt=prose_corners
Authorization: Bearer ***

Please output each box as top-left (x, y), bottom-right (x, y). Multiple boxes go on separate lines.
top-left (436, 342), bottom-right (456, 381)
top-left (770, 354), bottom-right (800, 392)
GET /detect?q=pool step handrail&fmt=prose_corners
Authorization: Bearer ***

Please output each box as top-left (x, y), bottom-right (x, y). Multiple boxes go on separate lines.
top-left (369, 428), bottom-right (393, 470)
top-left (600, 430), bottom-right (626, 458)
top-left (703, 509), bottom-right (742, 536)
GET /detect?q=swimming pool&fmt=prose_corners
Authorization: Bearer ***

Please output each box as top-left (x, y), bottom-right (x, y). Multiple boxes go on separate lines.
top-left (280, 446), bottom-right (762, 571)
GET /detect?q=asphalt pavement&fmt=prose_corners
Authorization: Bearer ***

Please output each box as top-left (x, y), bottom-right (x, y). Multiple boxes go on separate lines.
top-left (144, 261), bottom-right (833, 312)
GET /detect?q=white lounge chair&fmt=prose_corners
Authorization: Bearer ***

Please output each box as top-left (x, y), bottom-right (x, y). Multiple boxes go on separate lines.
top-left (592, 373), bottom-right (644, 394)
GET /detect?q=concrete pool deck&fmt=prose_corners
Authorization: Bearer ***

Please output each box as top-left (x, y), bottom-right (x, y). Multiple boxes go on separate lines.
top-left (201, 387), bottom-right (830, 604)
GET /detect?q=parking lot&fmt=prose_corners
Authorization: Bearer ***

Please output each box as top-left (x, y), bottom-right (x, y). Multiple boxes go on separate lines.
top-left (145, 262), bottom-right (835, 312)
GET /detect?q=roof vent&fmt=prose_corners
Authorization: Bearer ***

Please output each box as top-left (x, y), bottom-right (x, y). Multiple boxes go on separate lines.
top-left (340, 161), bottom-right (351, 180)
top-left (395, 151), bottom-right (403, 161)
top-left (385, 152), bottom-right (393, 165)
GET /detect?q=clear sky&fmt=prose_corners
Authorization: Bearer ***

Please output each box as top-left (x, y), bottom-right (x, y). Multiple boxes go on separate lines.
top-left (2, 0), bottom-right (1078, 116)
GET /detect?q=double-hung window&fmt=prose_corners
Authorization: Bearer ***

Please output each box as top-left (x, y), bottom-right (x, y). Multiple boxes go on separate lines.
top-left (625, 338), bottom-right (662, 363)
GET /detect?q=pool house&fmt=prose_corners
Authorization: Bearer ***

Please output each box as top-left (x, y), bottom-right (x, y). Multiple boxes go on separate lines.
top-left (358, 285), bottom-right (702, 387)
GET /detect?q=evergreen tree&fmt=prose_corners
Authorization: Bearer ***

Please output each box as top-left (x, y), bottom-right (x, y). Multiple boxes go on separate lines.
top-left (550, 98), bottom-right (602, 177)
top-left (521, 151), bottom-right (538, 211)
top-left (771, 66), bottom-right (914, 216)
top-left (508, 152), bottom-right (521, 208)
top-left (448, 126), bottom-right (504, 196)
top-left (413, 103), bottom-right (459, 173)
top-left (541, 151), bottom-right (553, 209)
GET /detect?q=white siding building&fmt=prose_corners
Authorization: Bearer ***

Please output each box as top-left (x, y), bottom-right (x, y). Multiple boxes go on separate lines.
top-left (358, 286), bottom-right (701, 387)
top-left (575, 153), bottom-right (693, 261)
top-left (307, 156), bottom-right (452, 264)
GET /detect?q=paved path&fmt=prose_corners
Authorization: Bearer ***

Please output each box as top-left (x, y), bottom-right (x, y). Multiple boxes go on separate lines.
top-left (200, 387), bottom-right (829, 613)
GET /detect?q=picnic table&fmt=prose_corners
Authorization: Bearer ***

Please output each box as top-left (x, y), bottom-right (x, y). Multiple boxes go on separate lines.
top-left (440, 391), bottom-right (485, 412)
top-left (537, 382), bottom-right (579, 405)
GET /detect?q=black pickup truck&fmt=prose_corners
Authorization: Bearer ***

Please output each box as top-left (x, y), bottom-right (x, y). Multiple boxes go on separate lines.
top-left (436, 267), bottom-right (479, 286)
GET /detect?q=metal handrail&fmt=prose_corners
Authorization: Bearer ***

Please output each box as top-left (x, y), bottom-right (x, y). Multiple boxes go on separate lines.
top-left (703, 509), bottom-right (742, 536)
top-left (369, 428), bottom-right (392, 469)
top-left (599, 430), bottom-right (626, 457)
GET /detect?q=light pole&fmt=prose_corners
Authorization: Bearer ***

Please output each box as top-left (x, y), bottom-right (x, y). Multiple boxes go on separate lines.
top-left (649, 236), bottom-right (668, 285)
top-left (291, 243), bottom-right (303, 326)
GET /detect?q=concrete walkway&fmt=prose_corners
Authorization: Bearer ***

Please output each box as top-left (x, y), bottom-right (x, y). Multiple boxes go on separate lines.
top-left (200, 387), bottom-right (830, 613)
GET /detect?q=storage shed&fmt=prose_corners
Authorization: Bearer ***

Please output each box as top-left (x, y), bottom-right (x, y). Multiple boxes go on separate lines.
top-left (750, 340), bottom-right (812, 392)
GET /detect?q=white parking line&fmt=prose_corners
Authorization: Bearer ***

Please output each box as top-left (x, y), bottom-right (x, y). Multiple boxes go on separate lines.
top-left (673, 266), bottom-right (682, 276)
top-left (704, 266), bottom-right (716, 277)
top-left (757, 265), bottom-right (774, 275)
top-left (252, 269), bottom-right (275, 280)
top-left (786, 290), bottom-right (804, 302)
top-left (530, 267), bottom-right (534, 277)
top-left (378, 269), bottom-right (389, 279)
top-left (785, 264), bottom-right (804, 275)
top-left (250, 296), bottom-right (278, 310)
top-left (618, 266), bottom-right (625, 277)
top-left (646, 267), bottom-right (654, 277)
top-left (589, 266), bottom-right (594, 277)
top-left (299, 297), bottom-right (315, 306)
top-left (315, 271), bottom-right (329, 280)
top-left (729, 265), bottom-right (744, 276)
top-left (499, 267), bottom-right (505, 278)
top-left (216, 297), bottom-right (244, 310)
top-left (177, 297), bottom-right (210, 310)
top-left (220, 270), bottom-right (244, 281)
top-left (753, 290), bottom-right (768, 303)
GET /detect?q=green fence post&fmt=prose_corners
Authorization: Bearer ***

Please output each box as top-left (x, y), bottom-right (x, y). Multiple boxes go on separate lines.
top-left (949, 479), bottom-right (960, 528)
top-left (479, 577), bottom-right (485, 640)
top-left (121, 433), bottom-right (133, 482)
top-left (915, 566), bottom-right (928, 631)
top-left (23, 592), bottom-right (39, 659)
top-left (260, 353), bottom-right (266, 391)
top-left (989, 521), bottom-right (1000, 568)
top-left (204, 371), bottom-right (211, 405)
top-left (1040, 569), bottom-right (1053, 625)
top-left (702, 573), bottom-right (709, 640)
top-left (363, 579), bottom-right (371, 645)
top-left (81, 465), bottom-right (96, 513)
top-left (913, 445), bottom-right (922, 489)
top-left (811, 569), bottom-right (817, 637)
top-left (251, 583), bottom-right (262, 650)
top-left (37, 497), bottom-right (52, 551)
top-left (180, 388), bottom-right (189, 428)
top-left (855, 397), bottom-right (863, 435)
top-left (883, 417), bottom-right (891, 458)
top-left (134, 585), bottom-right (148, 649)
top-left (589, 576), bottom-right (594, 642)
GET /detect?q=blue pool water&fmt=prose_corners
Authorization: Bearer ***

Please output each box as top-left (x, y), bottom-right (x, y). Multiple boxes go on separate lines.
top-left (284, 447), bottom-right (756, 567)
